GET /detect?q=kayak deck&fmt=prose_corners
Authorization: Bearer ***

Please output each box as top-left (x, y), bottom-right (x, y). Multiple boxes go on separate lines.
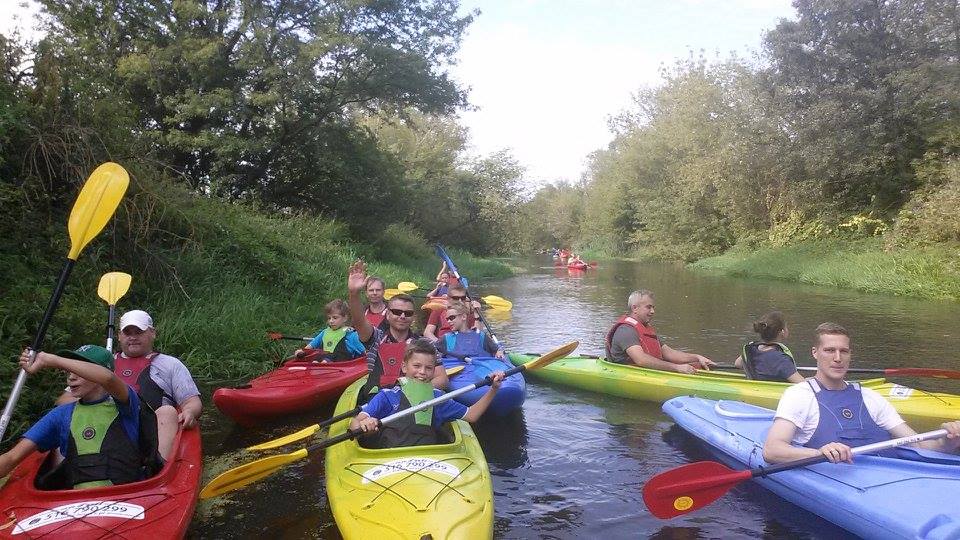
top-left (508, 353), bottom-right (960, 431)
top-left (213, 354), bottom-right (366, 425)
top-left (0, 427), bottom-right (201, 539)
top-left (442, 356), bottom-right (526, 417)
top-left (325, 379), bottom-right (494, 539)
top-left (661, 396), bottom-right (960, 539)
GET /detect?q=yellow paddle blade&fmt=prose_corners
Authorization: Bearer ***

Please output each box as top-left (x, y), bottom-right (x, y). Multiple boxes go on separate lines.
top-left (446, 365), bottom-right (465, 376)
top-left (67, 162), bottom-right (130, 260)
top-left (383, 288), bottom-right (402, 300)
top-left (397, 281), bottom-right (418, 292)
top-left (422, 300), bottom-right (446, 311)
top-left (200, 448), bottom-right (308, 499)
top-left (482, 295), bottom-right (513, 311)
top-left (246, 425), bottom-right (320, 451)
top-left (524, 341), bottom-right (579, 370)
top-left (97, 272), bottom-right (132, 305)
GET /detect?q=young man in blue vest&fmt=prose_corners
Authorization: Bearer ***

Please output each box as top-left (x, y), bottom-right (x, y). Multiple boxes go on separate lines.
top-left (0, 345), bottom-right (160, 489)
top-left (763, 322), bottom-right (960, 463)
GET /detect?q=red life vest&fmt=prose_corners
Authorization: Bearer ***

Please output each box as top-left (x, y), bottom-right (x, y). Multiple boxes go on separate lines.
top-left (365, 305), bottom-right (387, 327)
top-left (376, 341), bottom-right (407, 388)
top-left (114, 353), bottom-right (156, 391)
top-left (605, 315), bottom-right (663, 360)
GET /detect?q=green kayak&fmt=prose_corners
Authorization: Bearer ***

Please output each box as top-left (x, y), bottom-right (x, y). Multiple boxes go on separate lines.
top-left (507, 353), bottom-right (960, 432)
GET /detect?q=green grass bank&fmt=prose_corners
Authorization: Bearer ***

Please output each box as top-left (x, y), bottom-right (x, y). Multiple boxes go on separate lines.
top-left (0, 173), bottom-right (511, 442)
top-left (690, 239), bottom-right (960, 301)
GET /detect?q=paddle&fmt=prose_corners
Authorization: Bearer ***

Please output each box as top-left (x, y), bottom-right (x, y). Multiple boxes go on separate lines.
top-left (711, 363), bottom-right (960, 380)
top-left (384, 288), bottom-right (513, 310)
top-left (199, 341), bottom-right (579, 499)
top-left (0, 162), bottom-right (129, 442)
top-left (435, 245), bottom-right (506, 341)
top-left (643, 428), bottom-right (950, 519)
top-left (397, 281), bottom-right (418, 292)
top-left (97, 272), bottom-right (132, 352)
top-left (266, 331), bottom-right (312, 342)
top-left (246, 363), bottom-right (470, 452)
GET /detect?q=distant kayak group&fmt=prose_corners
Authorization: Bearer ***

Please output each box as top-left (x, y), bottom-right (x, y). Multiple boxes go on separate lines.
top-left (1, 184), bottom-right (959, 539)
top-left (551, 247), bottom-right (597, 271)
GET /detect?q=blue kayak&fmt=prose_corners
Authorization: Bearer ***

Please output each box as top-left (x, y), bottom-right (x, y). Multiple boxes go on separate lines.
top-left (661, 396), bottom-right (960, 539)
top-left (442, 356), bottom-right (526, 416)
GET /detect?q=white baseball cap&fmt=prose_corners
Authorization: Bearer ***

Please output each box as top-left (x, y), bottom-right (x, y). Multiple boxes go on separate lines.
top-left (119, 310), bottom-right (154, 331)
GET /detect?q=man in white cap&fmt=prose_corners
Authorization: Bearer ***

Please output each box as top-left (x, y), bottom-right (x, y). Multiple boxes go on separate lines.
top-left (58, 309), bottom-right (201, 459)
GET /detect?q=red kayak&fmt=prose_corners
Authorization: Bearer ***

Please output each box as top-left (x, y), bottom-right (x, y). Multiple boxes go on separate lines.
top-left (567, 261), bottom-right (589, 270)
top-left (213, 351), bottom-right (366, 426)
top-left (0, 427), bottom-right (201, 539)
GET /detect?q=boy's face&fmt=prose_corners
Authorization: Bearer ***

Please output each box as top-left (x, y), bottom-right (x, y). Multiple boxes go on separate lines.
top-left (327, 312), bottom-right (347, 330)
top-left (66, 371), bottom-right (99, 401)
top-left (402, 352), bottom-right (436, 382)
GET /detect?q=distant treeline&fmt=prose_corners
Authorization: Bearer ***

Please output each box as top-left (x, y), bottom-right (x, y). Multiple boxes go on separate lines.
top-left (526, 0), bottom-right (960, 261)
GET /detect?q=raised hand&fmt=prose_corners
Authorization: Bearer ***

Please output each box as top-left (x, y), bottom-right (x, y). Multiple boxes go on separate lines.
top-left (347, 259), bottom-right (368, 294)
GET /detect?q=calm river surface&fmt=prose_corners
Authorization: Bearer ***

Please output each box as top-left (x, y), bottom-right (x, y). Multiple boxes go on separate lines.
top-left (189, 257), bottom-right (960, 538)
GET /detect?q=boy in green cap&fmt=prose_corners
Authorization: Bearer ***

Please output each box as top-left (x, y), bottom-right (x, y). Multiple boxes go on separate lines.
top-left (0, 345), bottom-right (160, 489)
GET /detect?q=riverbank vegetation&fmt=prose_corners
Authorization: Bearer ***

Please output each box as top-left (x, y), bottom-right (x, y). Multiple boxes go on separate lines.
top-left (524, 0), bottom-right (960, 299)
top-left (0, 1), bottom-right (516, 440)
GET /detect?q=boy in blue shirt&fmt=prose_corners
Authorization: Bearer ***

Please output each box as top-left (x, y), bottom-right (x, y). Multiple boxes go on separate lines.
top-left (0, 345), bottom-right (158, 489)
top-left (350, 339), bottom-right (504, 448)
top-left (295, 299), bottom-right (366, 362)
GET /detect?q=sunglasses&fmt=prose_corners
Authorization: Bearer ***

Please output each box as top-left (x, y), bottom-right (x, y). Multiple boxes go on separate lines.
top-left (448, 295), bottom-right (467, 301)
top-left (388, 308), bottom-right (415, 318)
top-left (445, 314), bottom-right (459, 322)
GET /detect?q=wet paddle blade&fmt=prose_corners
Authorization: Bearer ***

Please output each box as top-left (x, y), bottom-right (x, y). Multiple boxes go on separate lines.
top-left (97, 272), bottom-right (132, 305)
top-left (523, 341), bottom-right (579, 370)
top-left (397, 281), bottom-right (418, 292)
top-left (200, 448), bottom-right (308, 499)
top-left (482, 295), bottom-right (512, 310)
top-left (247, 425), bottom-right (321, 451)
top-left (643, 461), bottom-right (751, 519)
top-left (384, 288), bottom-right (402, 300)
top-left (67, 162), bottom-right (129, 260)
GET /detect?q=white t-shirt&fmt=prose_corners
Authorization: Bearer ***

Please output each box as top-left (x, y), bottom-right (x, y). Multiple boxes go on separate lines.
top-left (774, 380), bottom-right (905, 445)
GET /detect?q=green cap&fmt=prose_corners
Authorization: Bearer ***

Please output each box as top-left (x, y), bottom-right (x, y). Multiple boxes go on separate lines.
top-left (57, 345), bottom-right (114, 371)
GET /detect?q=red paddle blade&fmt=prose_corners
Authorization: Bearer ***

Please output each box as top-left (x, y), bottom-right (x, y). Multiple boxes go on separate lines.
top-left (643, 461), bottom-right (751, 519)
top-left (886, 368), bottom-right (960, 380)
top-left (266, 331), bottom-right (282, 341)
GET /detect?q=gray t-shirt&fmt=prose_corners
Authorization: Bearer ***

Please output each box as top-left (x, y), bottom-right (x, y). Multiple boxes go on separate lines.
top-left (136, 353), bottom-right (201, 408)
top-left (608, 325), bottom-right (663, 365)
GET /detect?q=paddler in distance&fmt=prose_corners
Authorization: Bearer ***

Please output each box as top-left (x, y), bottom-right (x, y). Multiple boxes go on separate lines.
top-left (763, 322), bottom-right (960, 463)
top-left (606, 290), bottom-right (715, 374)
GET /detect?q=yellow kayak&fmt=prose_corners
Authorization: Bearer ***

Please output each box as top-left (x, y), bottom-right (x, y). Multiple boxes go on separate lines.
top-left (508, 353), bottom-right (960, 431)
top-left (324, 379), bottom-right (494, 539)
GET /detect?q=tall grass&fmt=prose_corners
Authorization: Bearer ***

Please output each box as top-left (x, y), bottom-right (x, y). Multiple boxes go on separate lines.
top-left (692, 239), bottom-right (960, 300)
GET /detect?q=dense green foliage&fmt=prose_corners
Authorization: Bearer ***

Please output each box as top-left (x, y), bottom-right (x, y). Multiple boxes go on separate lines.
top-left (530, 0), bottom-right (960, 266)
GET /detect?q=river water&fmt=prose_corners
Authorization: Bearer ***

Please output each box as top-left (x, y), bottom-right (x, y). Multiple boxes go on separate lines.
top-left (189, 257), bottom-right (960, 538)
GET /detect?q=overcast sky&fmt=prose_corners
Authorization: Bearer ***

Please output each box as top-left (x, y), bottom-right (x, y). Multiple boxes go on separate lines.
top-left (1, 0), bottom-right (797, 188)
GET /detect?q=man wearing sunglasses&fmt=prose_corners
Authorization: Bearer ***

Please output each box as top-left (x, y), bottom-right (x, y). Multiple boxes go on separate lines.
top-left (348, 260), bottom-right (449, 396)
top-left (423, 284), bottom-right (482, 342)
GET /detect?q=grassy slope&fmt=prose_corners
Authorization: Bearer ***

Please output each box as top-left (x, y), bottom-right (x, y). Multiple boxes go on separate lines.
top-left (0, 175), bottom-right (511, 442)
top-left (691, 239), bottom-right (960, 301)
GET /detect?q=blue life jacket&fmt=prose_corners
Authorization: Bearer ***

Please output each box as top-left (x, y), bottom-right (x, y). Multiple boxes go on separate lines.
top-left (804, 379), bottom-right (890, 450)
top-left (443, 330), bottom-right (490, 360)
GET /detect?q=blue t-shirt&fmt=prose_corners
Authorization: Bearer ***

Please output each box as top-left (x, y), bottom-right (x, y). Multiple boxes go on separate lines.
top-left (23, 387), bottom-right (141, 455)
top-left (747, 345), bottom-right (799, 382)
top-left (361, 386), bottom-right (468, 428)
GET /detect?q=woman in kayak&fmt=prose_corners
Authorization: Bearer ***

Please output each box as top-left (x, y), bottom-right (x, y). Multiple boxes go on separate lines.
top-left (0, 346), bottom-right (160, 489)
top-left (734, 311), bottom-right (804, 383)
top-left (436, 301), bottom-right (503, 360)
top-left (350, 339), bottom-right (504, 448)
top-left (296, 299), bottom-right (366, 362)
